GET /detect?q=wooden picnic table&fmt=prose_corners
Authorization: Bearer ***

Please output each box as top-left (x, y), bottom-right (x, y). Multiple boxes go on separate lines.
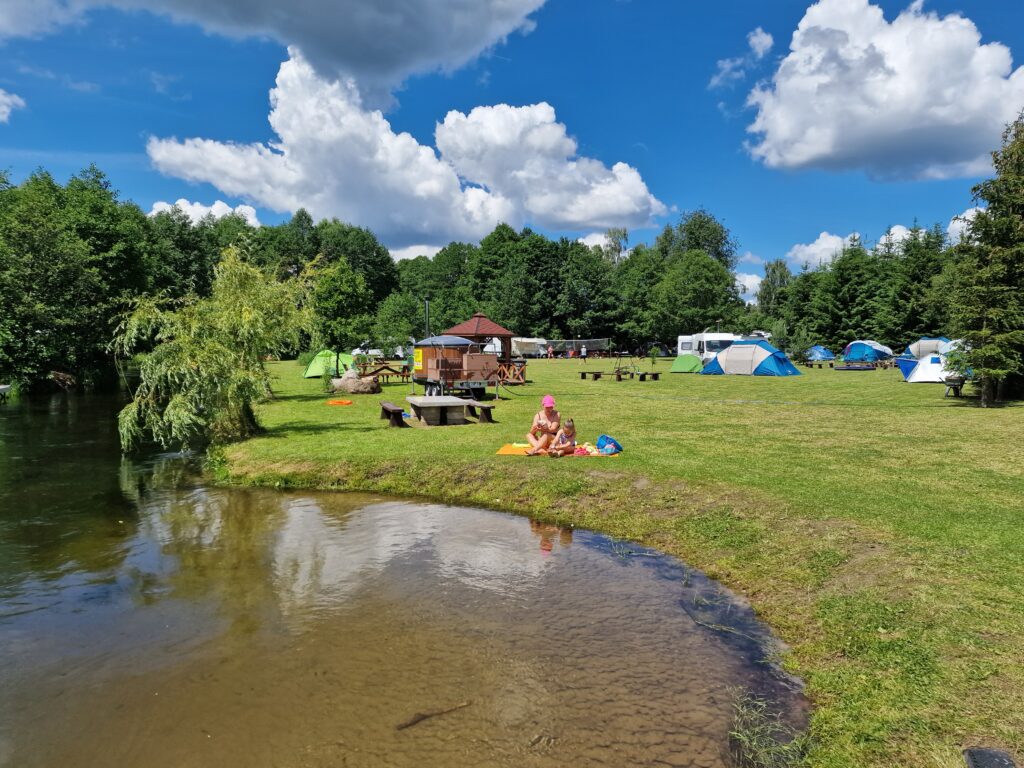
top-left (358, 362), bottom-right (410, 382)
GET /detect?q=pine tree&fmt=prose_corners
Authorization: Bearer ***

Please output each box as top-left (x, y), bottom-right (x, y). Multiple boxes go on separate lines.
top-left (947, 115), bottom-right (1024, 406)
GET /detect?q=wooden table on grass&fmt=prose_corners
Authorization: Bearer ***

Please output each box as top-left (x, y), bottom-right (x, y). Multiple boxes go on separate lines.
top-left (405, 395), bottom-right (469, 426)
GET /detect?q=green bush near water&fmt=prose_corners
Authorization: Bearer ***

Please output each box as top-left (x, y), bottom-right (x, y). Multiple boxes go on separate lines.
top-left (222, 359), bottom-right (1024, 767)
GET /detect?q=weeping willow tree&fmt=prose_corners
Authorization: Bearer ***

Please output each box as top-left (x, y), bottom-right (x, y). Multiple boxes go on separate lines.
top-left (114, 246), bottom-right (310, 451)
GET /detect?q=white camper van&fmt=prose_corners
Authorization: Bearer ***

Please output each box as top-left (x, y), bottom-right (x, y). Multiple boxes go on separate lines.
top-left (678, 332), bottom-right (741, 363)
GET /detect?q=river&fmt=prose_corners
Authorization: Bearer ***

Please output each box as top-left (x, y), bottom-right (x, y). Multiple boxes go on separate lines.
top-left (0, 393), bottom-right (804, 767)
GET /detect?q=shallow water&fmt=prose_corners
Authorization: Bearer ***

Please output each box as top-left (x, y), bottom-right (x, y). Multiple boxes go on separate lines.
top-left (0, 394), bottom-right (804, 767)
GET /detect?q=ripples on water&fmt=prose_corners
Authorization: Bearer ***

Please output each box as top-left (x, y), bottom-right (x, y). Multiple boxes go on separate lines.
top-left (0, 394), bottom-right (804, 767)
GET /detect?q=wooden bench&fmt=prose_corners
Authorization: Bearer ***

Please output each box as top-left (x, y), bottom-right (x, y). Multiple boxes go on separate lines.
top-left (579, 371), bottom-right (603, 381)
top-left (465, 400), bottom-right (496, 423)
top-left (379, 401), bottom-right (408, 428)
top-left (638, 372), bottom-right (660, 382)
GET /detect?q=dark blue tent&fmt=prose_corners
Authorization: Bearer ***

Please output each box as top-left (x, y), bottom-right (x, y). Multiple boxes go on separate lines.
top-left (702, 340), bottom-right (801, 376)
top-left (806, 345), bottom-right (836, 362)
top-left (842, 340), bottom-right (894, 362)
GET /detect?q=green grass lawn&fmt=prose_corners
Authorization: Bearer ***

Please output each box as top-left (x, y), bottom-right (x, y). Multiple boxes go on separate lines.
top-left (222, 358), bottom-right (1024, 767)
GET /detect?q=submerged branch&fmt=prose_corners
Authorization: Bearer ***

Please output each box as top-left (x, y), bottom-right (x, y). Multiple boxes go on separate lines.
top-left (395, 701), bottom-right (472, 731)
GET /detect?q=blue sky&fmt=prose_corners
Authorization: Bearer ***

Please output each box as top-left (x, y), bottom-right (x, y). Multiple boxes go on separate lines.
top-left (2, 0), bottom-right (1023, 295)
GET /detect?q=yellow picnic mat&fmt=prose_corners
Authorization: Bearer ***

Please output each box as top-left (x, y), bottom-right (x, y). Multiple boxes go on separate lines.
top-left (494, 443), bottom-right (619, 457)
top-left (496, 443), bottom-right (530, 455)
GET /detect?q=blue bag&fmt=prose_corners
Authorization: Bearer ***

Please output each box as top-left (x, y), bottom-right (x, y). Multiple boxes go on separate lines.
top-left (595, 434), bottom-right (623, 454)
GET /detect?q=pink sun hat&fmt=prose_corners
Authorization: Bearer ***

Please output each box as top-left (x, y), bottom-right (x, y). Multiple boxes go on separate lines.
top-left (542, 395), bottom-right (556, 407)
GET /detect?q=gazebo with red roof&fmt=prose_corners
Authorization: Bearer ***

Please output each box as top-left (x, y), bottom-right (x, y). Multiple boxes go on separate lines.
top-left (442, 312), bottom-right (515, 362)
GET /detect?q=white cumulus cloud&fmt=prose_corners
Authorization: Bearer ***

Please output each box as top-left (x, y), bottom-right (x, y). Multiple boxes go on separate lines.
top-left (710, 26), bottom-right (775, 88)
top-left (0, 0), bottom-right (545, 104)
top-left (947, 206), bottom-right (984, 243)
top-left (786, 231), bottom-right (858, 269)
top-left (736, 272), bottom-right (763, 303)
top-left (746, 0), bottom-right (1024, 179)
top-left (578, 232), bottom-right (610, 249)
top-left (147, 51), bottom-right (663, 250)
top-left (0, 1), bottom-right (82, 39)
top-left (879, 224), bottom-right (913, 247)
top-left (710, 57), bottom-right (747, 89)
top-left (390, 244), bottom-right (442, 261)
top-left (738, 251), bottom-right (765, 266)
top-left (150, 198), bottom-right (261, 226)
top-left (0, 89), bottom-right (26, 123)
top-left (437, 103), bottom-right (665, 231)
top-left (748, 27), bottom-right (774, 59)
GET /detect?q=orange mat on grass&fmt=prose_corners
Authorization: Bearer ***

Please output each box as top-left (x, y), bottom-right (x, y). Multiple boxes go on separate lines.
top-left (494, 444), bottom-right (619, 457)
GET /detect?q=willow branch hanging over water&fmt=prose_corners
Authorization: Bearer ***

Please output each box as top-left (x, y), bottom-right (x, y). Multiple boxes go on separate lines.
top-left (112, 245), bottom-right (312, 451)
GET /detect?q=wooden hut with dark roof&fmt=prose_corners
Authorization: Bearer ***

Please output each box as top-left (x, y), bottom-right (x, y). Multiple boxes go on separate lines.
top-left (442, 313), bottom-right (515, 363)
top-left (440, 312), bottom-right (526, 384)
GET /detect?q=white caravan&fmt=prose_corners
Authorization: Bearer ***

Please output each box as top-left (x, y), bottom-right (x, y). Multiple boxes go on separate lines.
top-left (678, 332), bottom-right (742, 363)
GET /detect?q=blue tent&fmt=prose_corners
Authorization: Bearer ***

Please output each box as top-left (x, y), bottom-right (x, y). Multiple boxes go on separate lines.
top-left (842, 340), bottom-right (894, 362)
top-left (702, 340), bottom-right (801, 376)
top-left (806, 345), bottom-right (836, 361)
top-left (895, 357), bottom-right (918, 380)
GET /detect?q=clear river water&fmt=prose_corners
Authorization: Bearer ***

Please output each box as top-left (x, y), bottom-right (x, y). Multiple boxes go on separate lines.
top-left (0, 393), bottom-right (805, 767)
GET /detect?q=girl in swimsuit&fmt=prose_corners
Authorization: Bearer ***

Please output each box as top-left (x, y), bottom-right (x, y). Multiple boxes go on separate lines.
top-left (548, 419), bottom-right (577, 458)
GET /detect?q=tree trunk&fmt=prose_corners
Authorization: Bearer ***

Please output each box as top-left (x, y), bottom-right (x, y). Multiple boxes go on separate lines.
top-left (979, 376), bottom-right (997, 408)
top-left (239, 400), bottom-right (262, 436)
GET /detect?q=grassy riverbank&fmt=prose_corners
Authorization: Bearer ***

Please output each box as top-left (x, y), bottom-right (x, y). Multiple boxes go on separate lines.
top-left (222, 359), bottom-right (1024, 767)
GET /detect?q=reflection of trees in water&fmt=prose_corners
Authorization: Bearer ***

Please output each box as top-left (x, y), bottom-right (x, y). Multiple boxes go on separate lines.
top-left (117, 454), bottom-right (197, 505)
top-left (145, 487), bottom-right (287, 636)
top-left (0, 395), bottom-right (142, 590)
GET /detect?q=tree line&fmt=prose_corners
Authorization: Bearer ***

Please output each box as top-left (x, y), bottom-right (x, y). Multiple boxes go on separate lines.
top-left (1, 115), bottom-right (1021, 405)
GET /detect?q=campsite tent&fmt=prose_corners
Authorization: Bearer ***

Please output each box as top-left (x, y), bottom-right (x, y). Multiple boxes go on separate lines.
top-left (670, 353), bottom-right (703, 373)
top-left (895, 357), bottom-right (918, 380)
top-left (906, 337), bottom-right (950, 358)
top-left (842, 340), bottom-right (894, 362)
top-left (806, 345), bottom-right (836, 362)
top-left (303, 350), bottom-right (354, 378)
top-left (512, 337), bottom-right (548, 357)
top-left (907, 354), bottom-right (952, 383)
top-left (701, 340), bottom-right (801, 376)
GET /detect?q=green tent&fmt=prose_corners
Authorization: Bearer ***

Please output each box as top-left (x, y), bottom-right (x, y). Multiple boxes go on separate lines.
top-left (670, 353), bottom-right (703, 373)
top-left (303, 350), bottom-right (354, 378)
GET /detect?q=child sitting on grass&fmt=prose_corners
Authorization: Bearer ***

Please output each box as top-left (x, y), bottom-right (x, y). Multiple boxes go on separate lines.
top-left (548, 419), bottom-right (577, 458)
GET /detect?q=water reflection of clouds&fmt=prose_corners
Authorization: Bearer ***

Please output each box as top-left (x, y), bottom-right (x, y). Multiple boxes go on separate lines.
top-left (271, 501), bottom-right (570, 614)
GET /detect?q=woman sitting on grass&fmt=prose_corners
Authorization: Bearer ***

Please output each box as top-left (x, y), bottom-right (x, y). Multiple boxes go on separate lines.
top-left (526, 395), bottom-right (560, 455)
top-left (548, 419), bottom-right (576, 458)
